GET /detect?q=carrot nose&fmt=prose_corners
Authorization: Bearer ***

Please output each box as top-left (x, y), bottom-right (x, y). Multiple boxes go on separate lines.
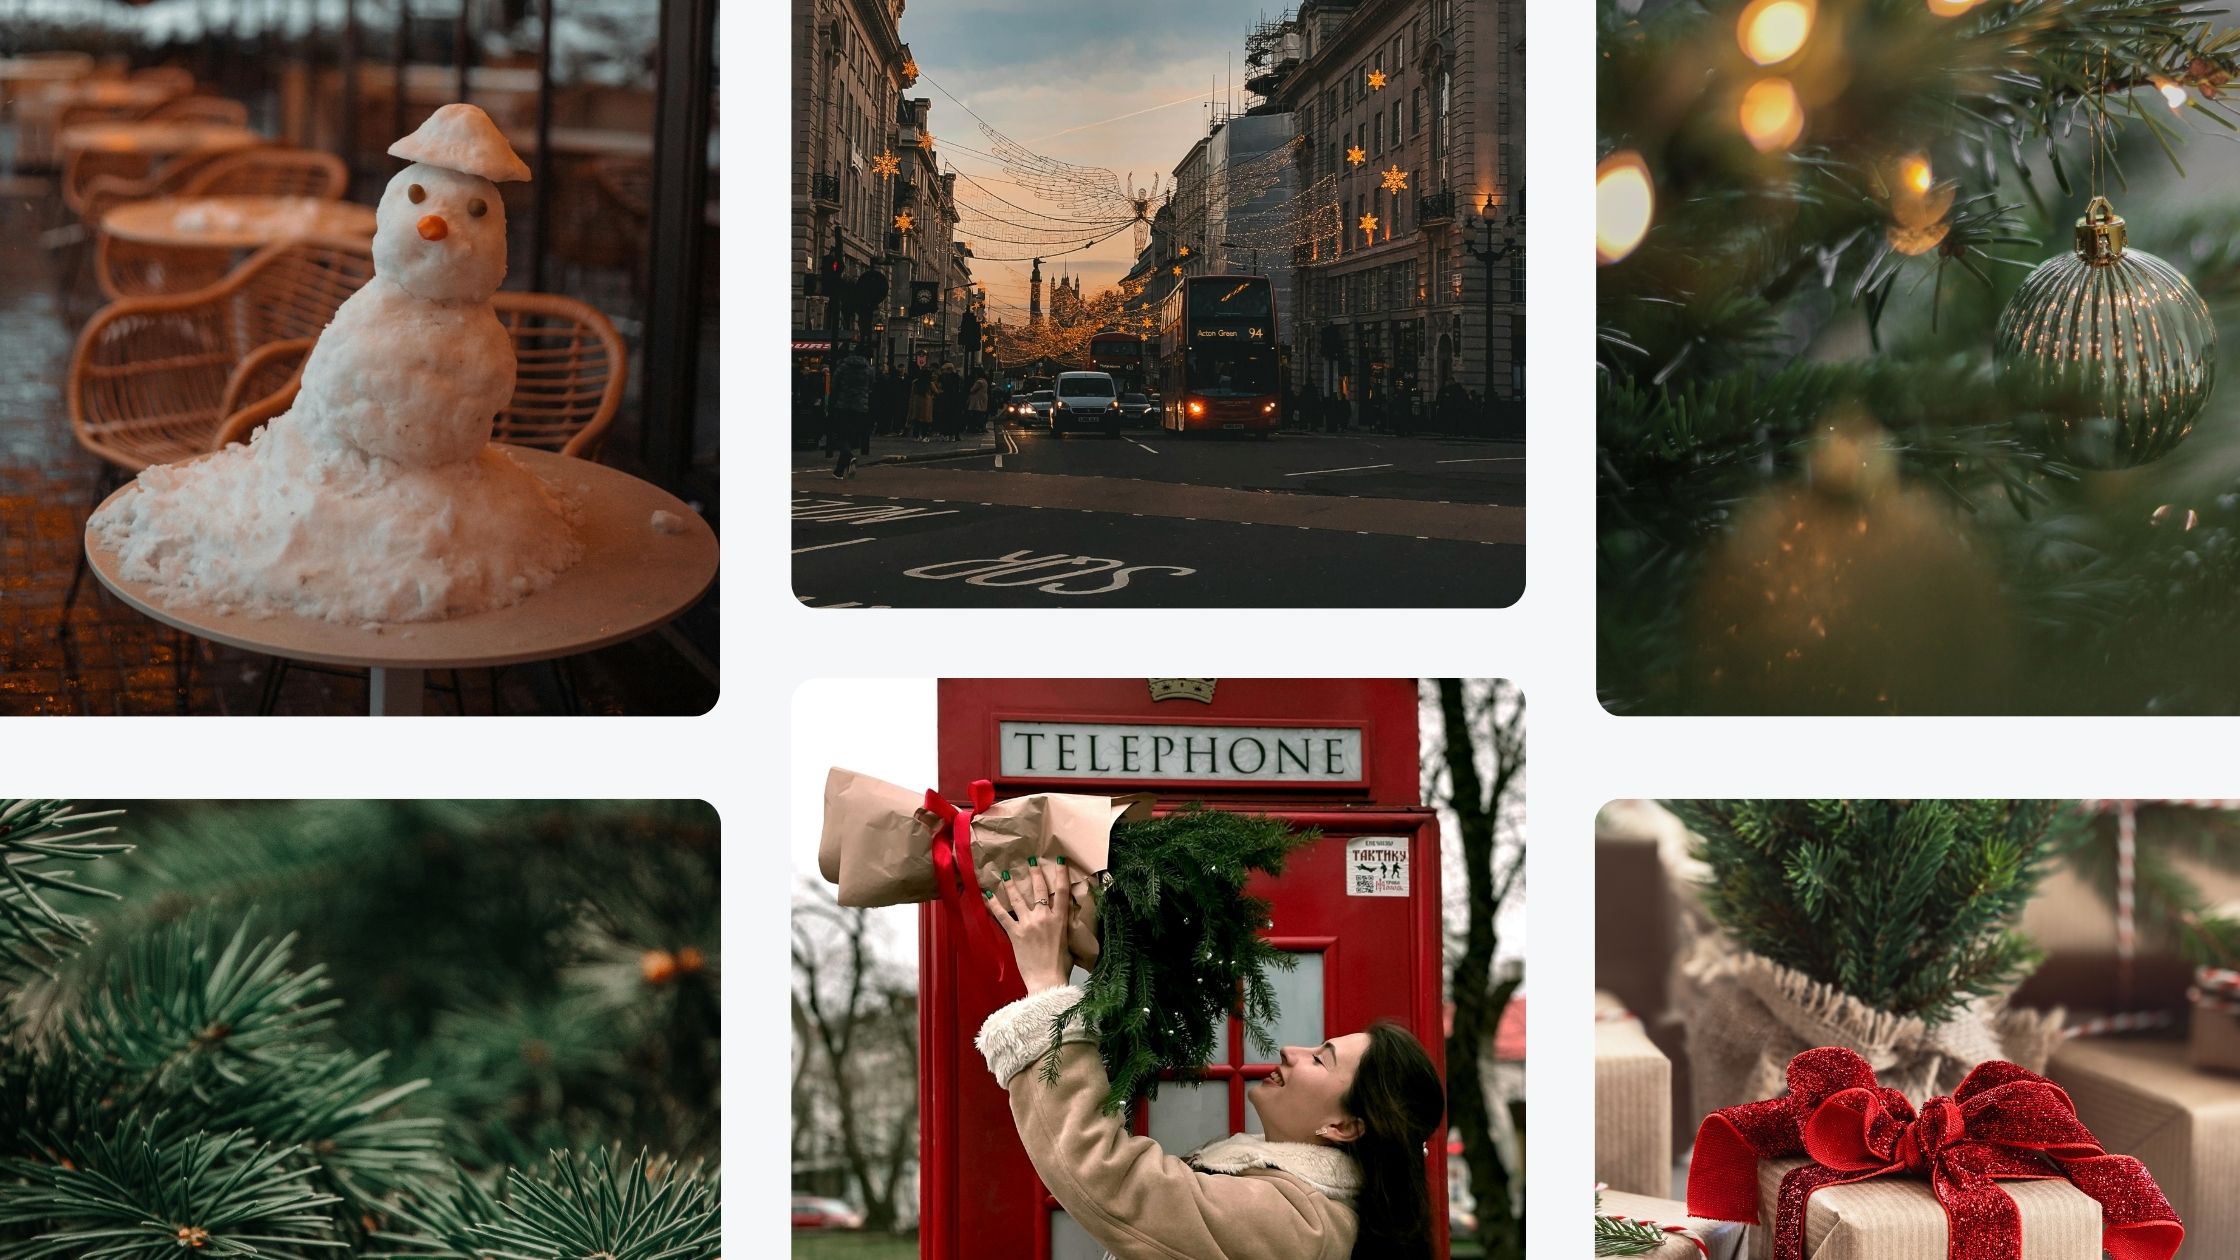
top-left (417, 214), bottom-right (448, 241)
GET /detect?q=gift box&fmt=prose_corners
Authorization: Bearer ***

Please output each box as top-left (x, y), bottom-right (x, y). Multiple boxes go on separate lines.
top-left (1597, 801), bottom-right (1696, 1158)
top-left (1596, 990), bottom-right (1672, 1197)
top-left (1599, 1189), bottom-right (1745, 1260)
top-left (1747, 1157), bottom-right (2100, 1260)
top-left (2189, 981), bottom-right (2240, 1075)
top-left (818, 767), bottom-right (1152, 964)
top-left (2047, 1037), bottom-right (2240, 1253)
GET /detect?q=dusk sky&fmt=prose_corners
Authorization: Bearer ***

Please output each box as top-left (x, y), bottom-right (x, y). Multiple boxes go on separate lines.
top-left (898, 0), bottom-right (1278, 322)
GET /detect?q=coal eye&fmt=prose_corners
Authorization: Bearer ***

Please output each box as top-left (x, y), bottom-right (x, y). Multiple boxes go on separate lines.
top-left (407, 183), bottom-right (425, 204)
top-left (468, 198), bottom-right (488, 218)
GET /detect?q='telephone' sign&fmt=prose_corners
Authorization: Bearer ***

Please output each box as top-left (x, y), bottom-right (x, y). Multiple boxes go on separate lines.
top-left (999, 721), bottom-right (1363, 782)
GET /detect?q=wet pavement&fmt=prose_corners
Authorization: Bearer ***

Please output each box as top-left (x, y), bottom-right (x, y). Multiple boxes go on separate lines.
top-left (0, 174), bottom-right (717, 715)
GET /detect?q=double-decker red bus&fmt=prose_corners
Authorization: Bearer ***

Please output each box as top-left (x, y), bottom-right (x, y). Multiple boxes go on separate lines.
top-left (1087, 330), bottom-right (1145, 392)
top-left (1155, 275), bottom-right (1279, 436)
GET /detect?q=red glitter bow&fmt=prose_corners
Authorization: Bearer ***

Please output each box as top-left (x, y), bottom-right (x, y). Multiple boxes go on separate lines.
top-left (1686, 1046), bottom-right (2182, 1260)
top-left (925, 779), bottom-right (1011, 984)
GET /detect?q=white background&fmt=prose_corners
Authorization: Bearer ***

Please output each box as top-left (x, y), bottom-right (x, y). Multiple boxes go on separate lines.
top-left (31, 6), bottom-right (2240, 1257)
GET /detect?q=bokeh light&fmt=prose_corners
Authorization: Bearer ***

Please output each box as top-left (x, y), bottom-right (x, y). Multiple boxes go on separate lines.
top-left (1596, 152), bottom-right (1655, 264)
top-left (1740, 78), bottom-right (1805, 152)
top-left (1738, 0), bottom-right (1814, 66)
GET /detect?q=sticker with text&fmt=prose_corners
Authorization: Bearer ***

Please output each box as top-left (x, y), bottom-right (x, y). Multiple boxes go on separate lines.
top-left (1345, 837), bottom-right (1409, 897)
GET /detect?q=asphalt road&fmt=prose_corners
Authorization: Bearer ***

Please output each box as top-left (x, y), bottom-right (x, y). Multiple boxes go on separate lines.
top-left (798, 424), bottom-right (1523, 507)
top-left (792, 492), bottom-right (1522, 608)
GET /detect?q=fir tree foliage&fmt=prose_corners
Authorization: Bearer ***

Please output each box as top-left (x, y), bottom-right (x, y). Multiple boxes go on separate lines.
top-left (1598, 0), bottom-right (2240, 713)
top-left (0, 800), bottom-right (718, 1259)
top-left (1050, 807), bottom-right (1315, 1115)
top-left (1677, 800), bottom-right (2080, 1023)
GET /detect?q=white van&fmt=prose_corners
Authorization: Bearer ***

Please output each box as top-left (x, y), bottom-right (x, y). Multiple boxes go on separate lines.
top-left (1050, 371), bottom-right (1121, 438)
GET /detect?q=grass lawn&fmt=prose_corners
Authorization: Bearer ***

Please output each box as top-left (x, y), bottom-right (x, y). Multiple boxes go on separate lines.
top-left (791, 1232), bottom-right (919, 1259)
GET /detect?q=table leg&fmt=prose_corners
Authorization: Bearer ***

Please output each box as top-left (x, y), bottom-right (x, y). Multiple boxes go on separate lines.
top-left (369, 666), bottom-right (425, 716)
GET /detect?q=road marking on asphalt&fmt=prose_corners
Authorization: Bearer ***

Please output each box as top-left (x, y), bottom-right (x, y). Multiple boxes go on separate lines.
top-left (1435, 456), bottom-right (1527, 464)
top-left (793, 537), bottom-right (877, 555)
top-left (1131, 440), bottom-right (1159, 454)
top-left (903, 550), bottom-right (1197, 595)
top-left (792, 497), bottom-right (960, 525)
top-left (1285, 463), bottom-right (1395, 477)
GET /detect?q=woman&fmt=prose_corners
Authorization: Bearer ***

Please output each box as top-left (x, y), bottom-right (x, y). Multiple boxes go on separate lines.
top-left (907, 370), bottom-right (935, 441)
top-left (977, 863), bottom-right (1447, 1260)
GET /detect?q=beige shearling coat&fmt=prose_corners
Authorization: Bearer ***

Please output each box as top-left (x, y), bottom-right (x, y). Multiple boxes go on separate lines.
top-left (976, 985), bottom-right (1361, 1260)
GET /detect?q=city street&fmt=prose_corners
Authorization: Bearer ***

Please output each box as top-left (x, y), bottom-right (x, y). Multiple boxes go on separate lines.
top-left (792, 425), bottom-right (1523, 607)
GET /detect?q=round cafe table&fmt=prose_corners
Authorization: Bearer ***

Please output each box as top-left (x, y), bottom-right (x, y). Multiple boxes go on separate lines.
top-left (103, 195), bottom-right (376, 249)
top-left (85, 447), bottom-right (720, 715)
top-left (57, 120), bottom-right (259, 160)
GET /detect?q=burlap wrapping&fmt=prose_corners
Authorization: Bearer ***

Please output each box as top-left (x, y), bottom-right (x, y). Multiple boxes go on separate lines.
top-left (2048, 1038), bottom-right (2240, 1254)
top-left (1747, 1157), bottom-right (2101, 1260)
top-left (1598, 1189), bottom-right (1745, 1260)
top-left (1596, 991), bottom-right (1673, 1198)
top-left (1675, 923), bottom-right (2066, 1119)
top-left (818, 767), bottom-right (1153, 964)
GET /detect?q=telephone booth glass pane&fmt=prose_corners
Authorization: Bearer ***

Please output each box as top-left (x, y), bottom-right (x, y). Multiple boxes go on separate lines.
top-left (1148, 1080), bottom-right (1231, 1156)
top-left (1051, 1210), bottom-right (1103, 1260)
top-left (1261, 951), bottom-right (1326, 1054)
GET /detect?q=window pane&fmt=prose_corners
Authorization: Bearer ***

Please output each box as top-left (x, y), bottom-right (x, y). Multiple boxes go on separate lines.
top-left (1259, 951), bottom-right (1326, 1057)
top-left (1052, 1210), bottom-right (1104, 1260)
top-left (1148, 1080), bottom-right (1232, 1157)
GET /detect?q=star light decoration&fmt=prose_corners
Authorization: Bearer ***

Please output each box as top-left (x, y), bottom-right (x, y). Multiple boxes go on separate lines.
top-left (1359, 211), bottom-right (1379, 241)
top-left (895, 210), bottom-right (915, 233)
top-left (1381, 165), bottom-right (1408, 194)
top-left (918, 130), bottom-right (936, 150)
top-left (871, 150), bottom-right (901, 179)
top-left (1367, 68), bottom-right (1388, 91)
top-left (902, 58), bottom-right (919, 80)
top-left (1346, 144), bottom-right (1366, 167)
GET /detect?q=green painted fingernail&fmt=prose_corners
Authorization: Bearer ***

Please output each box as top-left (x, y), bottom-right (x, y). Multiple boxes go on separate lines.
top-left (983, 889), bottom-right (994, 899)
top-left (1000, 870), bottom-right (1012, 881)
top-left (1056, 856), bottom-right (1067, 865)
top-left (1027, 856), bottom-right (1039, 867)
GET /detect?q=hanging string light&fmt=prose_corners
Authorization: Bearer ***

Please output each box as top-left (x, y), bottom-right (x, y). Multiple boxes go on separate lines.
top-left (1596, 151), bottom-right (1654, 264)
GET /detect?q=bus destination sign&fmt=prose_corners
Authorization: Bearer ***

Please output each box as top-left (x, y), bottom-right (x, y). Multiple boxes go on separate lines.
top-left (998, 721), bottom-right (1362, 782)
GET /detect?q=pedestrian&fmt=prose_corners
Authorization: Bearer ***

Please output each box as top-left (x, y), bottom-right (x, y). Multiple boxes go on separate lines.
top-left (934, 366), bottom-right (964, 441)
top-left (827, 342), bottom-right (875, 478)
top-left (907, 370), bottom-right (934, 442)
top-left (1300, 382), bottom-right (1322, 432)
top-left (967, 372), bottom-right (991, 435)
top-left (977, 863), bottom-right (1447, 1260)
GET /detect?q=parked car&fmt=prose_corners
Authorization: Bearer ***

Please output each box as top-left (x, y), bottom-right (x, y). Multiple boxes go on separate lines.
top-left (1050, 371), bottom-right (1121, 437)
top-left (1116, 392), bottom-right (1158, 427)
top-left (791, 1194), bottom-right (864, 1231)
top-left (1019, 390), bottom-right (1055, 426)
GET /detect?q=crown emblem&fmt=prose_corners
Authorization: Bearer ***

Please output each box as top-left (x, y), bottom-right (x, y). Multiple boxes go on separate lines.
top-left (1147, 678), bottom-right (1217, 704)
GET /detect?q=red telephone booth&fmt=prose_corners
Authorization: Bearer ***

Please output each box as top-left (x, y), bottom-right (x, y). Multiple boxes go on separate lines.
top-left (922, 678), bottom-right (1448, 1259)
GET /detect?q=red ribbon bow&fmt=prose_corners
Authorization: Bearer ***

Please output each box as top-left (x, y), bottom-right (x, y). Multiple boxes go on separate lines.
top-left (925, 779), bottom-right (1012, 984)
top-left (1686, 1046), bottom-right (2181, 1260)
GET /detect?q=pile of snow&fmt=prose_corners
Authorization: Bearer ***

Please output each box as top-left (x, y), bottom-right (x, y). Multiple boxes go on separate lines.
top-left (89, 420), bottom-right (580, 623)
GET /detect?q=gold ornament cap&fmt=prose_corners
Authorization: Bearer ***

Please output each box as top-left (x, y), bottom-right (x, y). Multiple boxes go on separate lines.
top-left (2074, 195), bottom-right (2127, 264)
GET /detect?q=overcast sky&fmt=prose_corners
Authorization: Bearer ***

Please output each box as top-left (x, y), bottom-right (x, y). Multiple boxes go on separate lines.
top-left (899, 0), bottom-right (1277, 320)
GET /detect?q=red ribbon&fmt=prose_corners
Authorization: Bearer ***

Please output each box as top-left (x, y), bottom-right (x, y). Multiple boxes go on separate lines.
top-left (1686, 1047), bottom-right (2181, 1260)
top-left (925, 779), bottom-right (1012, 984)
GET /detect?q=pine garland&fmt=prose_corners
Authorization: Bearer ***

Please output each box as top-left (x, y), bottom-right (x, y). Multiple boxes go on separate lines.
top-left (1678, 800), bottom-right (2080, 1024)
top-left (1594, 1188), bottom-right (1676, 1257)
top-left (1047, 806), bottom-right (1315, 1115)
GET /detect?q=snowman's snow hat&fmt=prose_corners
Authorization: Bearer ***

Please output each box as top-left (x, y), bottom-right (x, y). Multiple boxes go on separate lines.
top-left (387, 103), bottom-right (532, 183)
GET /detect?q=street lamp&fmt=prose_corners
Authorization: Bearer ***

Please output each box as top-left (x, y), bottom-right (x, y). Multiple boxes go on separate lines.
top-left (1463, 190), bottom-right (1524, 428)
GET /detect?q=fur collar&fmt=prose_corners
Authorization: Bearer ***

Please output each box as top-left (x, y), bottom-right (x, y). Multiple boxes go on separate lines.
top-left (1185, 1132), bottom-right (1361, 1203)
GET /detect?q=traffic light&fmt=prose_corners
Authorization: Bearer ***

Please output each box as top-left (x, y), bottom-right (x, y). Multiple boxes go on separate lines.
top-left (908, 281), bottom-right (939, 316)
top-left (823, 247), bottom-right (846, 286)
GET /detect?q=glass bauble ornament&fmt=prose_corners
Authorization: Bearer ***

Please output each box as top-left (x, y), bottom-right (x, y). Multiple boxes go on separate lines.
top-left (1994, 196), bottom-right (2217, 470)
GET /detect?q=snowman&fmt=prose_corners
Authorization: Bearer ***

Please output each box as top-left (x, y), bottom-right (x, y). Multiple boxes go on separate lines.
top-left (291, 103), bottom-right (531, 467)
top-left (88, 104), bottom-right (585, 624)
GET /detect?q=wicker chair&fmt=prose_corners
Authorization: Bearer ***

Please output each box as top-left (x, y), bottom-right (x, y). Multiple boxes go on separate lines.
top-left (128, 65), bottom-right (196, 96)
top-left (143, 95), bottom-right (249, 127)
top-left (90, 148), bottom-right (352, 302)
top-left (70, 239), bottom-right (376, 473)
top-left (214, 291), bottom-right (629, 459)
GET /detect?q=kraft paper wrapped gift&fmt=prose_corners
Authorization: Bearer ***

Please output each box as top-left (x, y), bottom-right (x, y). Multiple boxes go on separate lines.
top-left (2047, 1037), bottom-right (2240, 1253)
top-left (1599, 1189), bottom-right (1745, 1260)
top-left (1596, 990), bottom-right (1673, 1197)
top-left (2191, 1001), bottom-right (2240, 1075)
top-left (1597, 800), bottom-right (1696, 1159)
top-left (1747, 1157), bottom-right (2101, 1260)
top-left (818, 767), bottom-right (1152, 964)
